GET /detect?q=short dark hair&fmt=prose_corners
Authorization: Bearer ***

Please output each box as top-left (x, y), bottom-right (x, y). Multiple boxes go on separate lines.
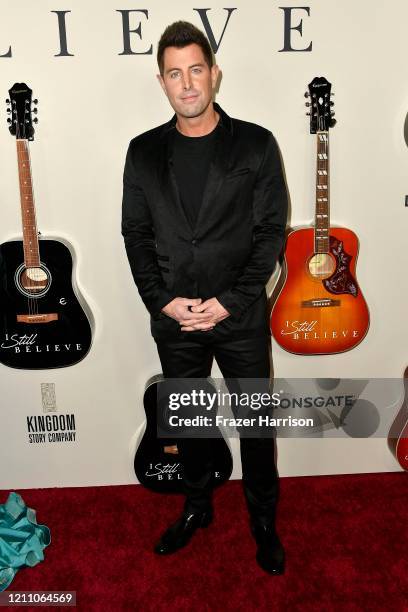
top-left (157, 21), bottom-right (214, 75)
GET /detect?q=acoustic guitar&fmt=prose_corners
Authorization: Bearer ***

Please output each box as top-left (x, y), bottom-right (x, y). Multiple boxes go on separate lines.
top-left (271, 77), bottom-right (370, 355)
top-left (134, 376), bottom-right (233, 493)
top-left (0, 83), bottom-right (92, 369)
top-left (388, 367), bottom-right (408, 470)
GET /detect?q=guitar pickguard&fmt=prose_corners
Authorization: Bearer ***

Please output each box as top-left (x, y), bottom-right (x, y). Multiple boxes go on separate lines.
top-left (324, 236), bottom-right (358, 297)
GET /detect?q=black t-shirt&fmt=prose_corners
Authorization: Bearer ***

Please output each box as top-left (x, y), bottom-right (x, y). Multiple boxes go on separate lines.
top-left (172, 125), bottom-right (218, 229)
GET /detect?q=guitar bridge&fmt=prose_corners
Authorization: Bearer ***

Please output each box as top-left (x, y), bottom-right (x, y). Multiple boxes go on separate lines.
top-left (17, 313), bottom-right (58, 323)
top-left (301, 298), bottom-right (340, 308)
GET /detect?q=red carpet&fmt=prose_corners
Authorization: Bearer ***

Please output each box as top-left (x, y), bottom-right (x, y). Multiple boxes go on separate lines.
top-left (1, 473), bottom-right (407, 611)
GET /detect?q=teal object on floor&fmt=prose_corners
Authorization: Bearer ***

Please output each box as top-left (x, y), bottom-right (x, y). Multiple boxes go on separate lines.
top-left (0, 492), bottom-right (50, 591)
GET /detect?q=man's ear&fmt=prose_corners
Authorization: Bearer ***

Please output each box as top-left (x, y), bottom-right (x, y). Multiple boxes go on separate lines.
top-left (211, 64), bottom-right (220, 89)
top-left (157, 74), bottom-right (167, 96)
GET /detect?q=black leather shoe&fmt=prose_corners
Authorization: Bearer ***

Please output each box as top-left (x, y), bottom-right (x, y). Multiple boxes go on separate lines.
top-left (154, 510), bottom-right (213, 555)
top-left (251, 524), bottom-right (285, 575)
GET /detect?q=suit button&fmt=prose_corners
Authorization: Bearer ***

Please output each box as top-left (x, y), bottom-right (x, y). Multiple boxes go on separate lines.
top-left (191, 239), bottom-right (197, 245)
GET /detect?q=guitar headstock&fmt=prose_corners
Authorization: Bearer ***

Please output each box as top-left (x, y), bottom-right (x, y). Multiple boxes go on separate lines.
top-left (6, 83), bottom-right (38, 140)
top-left (305, 77), bottom-right (335, 134)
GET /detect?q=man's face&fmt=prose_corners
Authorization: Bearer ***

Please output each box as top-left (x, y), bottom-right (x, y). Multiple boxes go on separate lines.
top-left (158, 43), bottom-right (219, 120)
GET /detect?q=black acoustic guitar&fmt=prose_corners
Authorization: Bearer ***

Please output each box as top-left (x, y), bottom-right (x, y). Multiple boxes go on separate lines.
top-left (134, 376), bottom-right (233, 493)
top-left (0, 83), bottom-right (92, 369)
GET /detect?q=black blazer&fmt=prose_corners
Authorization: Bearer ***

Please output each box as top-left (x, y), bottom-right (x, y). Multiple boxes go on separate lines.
top-left (122, 103), bottom-right (288, 340)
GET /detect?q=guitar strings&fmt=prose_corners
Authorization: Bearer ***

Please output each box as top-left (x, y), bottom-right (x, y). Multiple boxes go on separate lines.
top-left (22, 140), bottom-right (35, 316)
top-left (15, 119), bottom-right (32, 317)
top-left (314, 132), bottom-right (319, 317)
top-left (17, 107), bottom-right (40, 318)
top-left (26, 138), bottom-right (41, 317)
top-left (315, 129), bottom-right (330, 335)
top-left (325, 131), bottom-right (330, 337)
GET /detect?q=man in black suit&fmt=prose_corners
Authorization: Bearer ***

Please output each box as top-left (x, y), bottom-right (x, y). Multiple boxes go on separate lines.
top-left (122, 21), bottom-right (288, 574)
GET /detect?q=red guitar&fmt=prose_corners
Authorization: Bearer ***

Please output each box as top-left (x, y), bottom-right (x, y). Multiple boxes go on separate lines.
top-left (271, 77), bottom-right (370, 355)
top-left (388, 367), bottom-right (408, 471)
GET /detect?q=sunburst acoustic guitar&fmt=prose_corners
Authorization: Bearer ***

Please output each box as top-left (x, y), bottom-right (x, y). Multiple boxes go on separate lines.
top-left (271, 77), bottom-right (369, 355)
top-left (0, 83), bottom-right (92, 369)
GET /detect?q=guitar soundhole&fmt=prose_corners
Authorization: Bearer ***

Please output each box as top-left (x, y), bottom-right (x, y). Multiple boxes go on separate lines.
top-left (308, 253), bottom-right (335, 280)
top-left (15, 263), bottom-right (51, 298)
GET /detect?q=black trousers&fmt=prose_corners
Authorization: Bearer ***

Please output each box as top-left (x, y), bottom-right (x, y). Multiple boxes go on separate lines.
top-left (155, 334), bottom-right (279, 527)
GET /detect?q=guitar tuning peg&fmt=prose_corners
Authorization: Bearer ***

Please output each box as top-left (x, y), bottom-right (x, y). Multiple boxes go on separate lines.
top-left (306, 112), bottom-right (311, 116)
top-left (5, 98), bottom-right (10, 104)
top-left (330, 101), bottom-right (334, 107)
top-left (33, 99), bottom-right (38, 104)
top-left (330, 92), bottom-right (334, 97)
top-left (304, 92), bottom-right (310, 98)
top-left (33, 108), bottom-right (38, 114)
top-left (6, 108), bottom-right (11, 114)
top-left (7, 118), bottom-right (11, 124)
top-left (33, 117), bottom-right (38, 123)
top-left (305, 102), bottom-right (311, 107)
top-left (330, 111), bottom-right (335, 117)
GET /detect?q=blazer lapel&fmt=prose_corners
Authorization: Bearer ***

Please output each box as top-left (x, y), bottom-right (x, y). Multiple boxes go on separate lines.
top-left (195, 121), bottom-right (232, 234)
top-left (158, 128), bottom-right (193, 238)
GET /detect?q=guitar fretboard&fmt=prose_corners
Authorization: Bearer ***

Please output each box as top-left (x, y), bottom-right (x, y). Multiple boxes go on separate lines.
top-left (16, 139), bottom-right (40, 267)
top-left (315, 131), bottom-right (330, 253)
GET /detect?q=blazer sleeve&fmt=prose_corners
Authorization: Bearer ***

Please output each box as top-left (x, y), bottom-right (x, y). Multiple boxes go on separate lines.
top-left (121, 142), bottom-right (175, 319)
top-left (216, 133), bottom-right (288, 321)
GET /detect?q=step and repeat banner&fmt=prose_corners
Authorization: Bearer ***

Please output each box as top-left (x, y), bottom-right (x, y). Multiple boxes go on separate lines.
top-left (0, 0), bottom-right (407, 488)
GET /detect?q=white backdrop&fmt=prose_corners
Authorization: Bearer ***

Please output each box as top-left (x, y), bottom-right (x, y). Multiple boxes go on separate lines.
top-left (0, 0), bottom-right (406, 488)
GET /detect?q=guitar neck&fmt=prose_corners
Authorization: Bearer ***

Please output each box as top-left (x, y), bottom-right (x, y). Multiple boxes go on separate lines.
top-left (16, 139), bottom-right (40, 267)
top-left (314, 130), bottom-right (330, 253)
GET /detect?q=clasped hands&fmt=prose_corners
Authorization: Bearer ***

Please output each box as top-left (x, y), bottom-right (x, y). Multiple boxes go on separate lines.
top-left (161, 297), bottom-right (230, 332)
